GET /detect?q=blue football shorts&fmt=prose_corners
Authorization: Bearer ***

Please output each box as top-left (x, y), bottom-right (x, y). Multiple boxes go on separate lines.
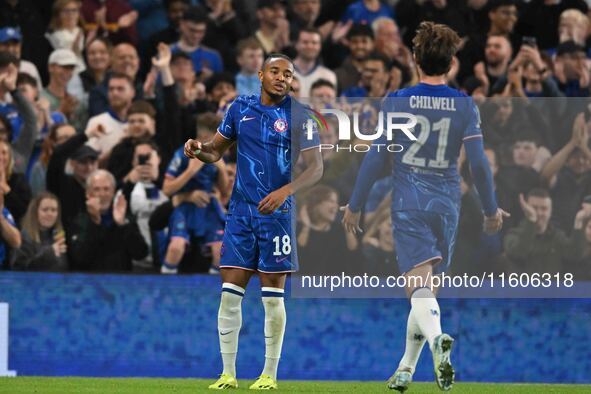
top-left (220, 214), bottom-right (297, 273)
top-left (392, 209), bottom-right (459, 275)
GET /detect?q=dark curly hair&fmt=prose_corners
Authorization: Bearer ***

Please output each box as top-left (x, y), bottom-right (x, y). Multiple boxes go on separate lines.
top-left (412, 22), bottom-right (461, 77)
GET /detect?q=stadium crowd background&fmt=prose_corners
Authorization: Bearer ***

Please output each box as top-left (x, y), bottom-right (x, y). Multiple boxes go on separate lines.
top-left (0, 0), bottom-right (590, 280)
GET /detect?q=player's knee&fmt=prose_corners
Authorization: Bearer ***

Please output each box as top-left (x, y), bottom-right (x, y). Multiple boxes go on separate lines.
top-left (220, 291), bottom-right (243, 314)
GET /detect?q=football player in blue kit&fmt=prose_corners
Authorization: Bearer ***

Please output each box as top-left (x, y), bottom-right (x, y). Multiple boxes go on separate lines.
top-left (184, 53), bottom-right (323, 390)
top-left (163, 121), bottom-right (229, 274)
top-left (342, 22), bottom-right (509, 392)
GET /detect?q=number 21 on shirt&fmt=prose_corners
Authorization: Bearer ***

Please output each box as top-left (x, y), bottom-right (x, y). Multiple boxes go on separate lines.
top-left (402, 115), bottom-right (451, 169)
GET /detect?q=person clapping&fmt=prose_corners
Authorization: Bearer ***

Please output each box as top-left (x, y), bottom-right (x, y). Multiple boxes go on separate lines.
top-left (67, 169), bottom-right (148, 272)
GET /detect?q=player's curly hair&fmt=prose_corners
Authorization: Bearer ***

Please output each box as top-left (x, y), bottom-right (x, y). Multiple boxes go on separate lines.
top-left (412, 22), bottom-right (461, 77)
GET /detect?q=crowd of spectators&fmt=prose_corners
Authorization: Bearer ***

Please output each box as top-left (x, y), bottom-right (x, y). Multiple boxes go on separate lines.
top-left (0, 0), bottom-right (589, 280)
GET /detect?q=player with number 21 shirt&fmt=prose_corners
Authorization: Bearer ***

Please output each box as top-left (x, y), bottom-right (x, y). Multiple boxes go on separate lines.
top-left (343, 22), bottom-right (509, 392)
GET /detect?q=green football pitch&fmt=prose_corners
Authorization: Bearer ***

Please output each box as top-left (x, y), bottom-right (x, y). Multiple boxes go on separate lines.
top-left (0, 378), bottom-right (590, 393)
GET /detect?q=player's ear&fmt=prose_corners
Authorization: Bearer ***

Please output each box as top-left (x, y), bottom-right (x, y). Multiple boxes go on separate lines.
top-left (258, 69), bottom-right (264, 82)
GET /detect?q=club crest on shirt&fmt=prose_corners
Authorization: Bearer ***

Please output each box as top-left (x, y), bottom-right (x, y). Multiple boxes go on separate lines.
top-left (273, 118), bottom-right (288, 133)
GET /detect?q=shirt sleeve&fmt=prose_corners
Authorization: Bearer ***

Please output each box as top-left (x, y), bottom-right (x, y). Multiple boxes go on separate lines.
top-left (3, 208), bottom-right (15, 227)
top-left (218, 101), bottom-right (237, 140)
top-left (165, 150), bottom-right (186, 178)
top-left (463, 98), bottom-right (483, 141)
top-left (464, 136), bottom-right (498, 216)
top-left (299, 109), bottom-right (321, 151)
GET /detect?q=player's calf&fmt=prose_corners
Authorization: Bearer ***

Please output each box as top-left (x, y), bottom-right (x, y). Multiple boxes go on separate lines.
top-left (390, 309), bottom-right (426, 391)
top-left (260, 288), bottom-right (286, 382)
top-left (217, 283), bottom-right (245, 380)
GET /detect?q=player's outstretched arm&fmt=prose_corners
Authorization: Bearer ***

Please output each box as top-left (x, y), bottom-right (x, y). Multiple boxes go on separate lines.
top-left (257, 148), bottom-right (323, 215)
top-left (184, 132), bottom-right (234, 163)
top-left (464, 136), bottom-right (509, 234)
top-left (342, 144), bottom-right (388, 234)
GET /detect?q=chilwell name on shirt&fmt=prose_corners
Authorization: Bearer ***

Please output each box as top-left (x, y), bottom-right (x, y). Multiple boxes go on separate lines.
top-left (409, 96), bottom-right (457, 111)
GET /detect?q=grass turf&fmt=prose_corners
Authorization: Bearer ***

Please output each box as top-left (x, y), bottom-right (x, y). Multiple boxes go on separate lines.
top-left (0, 378), bottom-right (590, 393)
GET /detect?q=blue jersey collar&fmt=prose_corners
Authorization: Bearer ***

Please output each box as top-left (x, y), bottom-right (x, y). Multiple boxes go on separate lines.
top-left (258, 94), bottom-right (289, 108)
top-left (108, 108), bottom-right (126, 122)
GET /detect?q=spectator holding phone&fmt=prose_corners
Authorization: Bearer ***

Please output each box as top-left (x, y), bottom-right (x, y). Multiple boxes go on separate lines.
top-left (11, 192), bottom-right (68, 271)
top-left (97, 44), bottom-right (177, 174)
top-left (121, 140), bottom-right (168, 272)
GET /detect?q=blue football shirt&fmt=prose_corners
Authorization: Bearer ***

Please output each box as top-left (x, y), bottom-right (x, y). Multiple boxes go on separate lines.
top-left (387, 83), bottom-right (482, 216)
top-left (0, 102), bottom-right (21, 140)
top-left (218, 94), bottom-right (320, 218)
top-left (341, 0), bottom-right (395, 24)
top-left (166, 146), bottom-right (219, 194)
top-left (171, 44), bottom-right (224, 74)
